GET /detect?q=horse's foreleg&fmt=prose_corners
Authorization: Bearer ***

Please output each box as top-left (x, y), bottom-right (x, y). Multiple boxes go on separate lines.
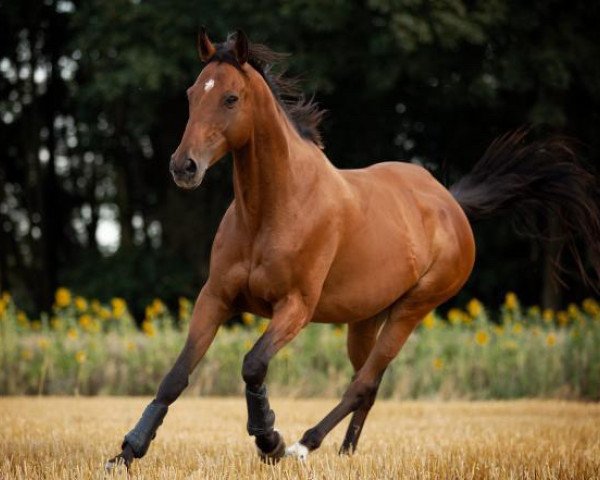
top-left (242, 295), bottom-right (309, 463)
top-left (287, 304), bottom-right (426, 460)
top-left (105, 289), bottom-right (230, 471)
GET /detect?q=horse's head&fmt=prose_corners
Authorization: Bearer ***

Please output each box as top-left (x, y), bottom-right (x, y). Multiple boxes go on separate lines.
top-left (170, 29), bottom-right (254, 189)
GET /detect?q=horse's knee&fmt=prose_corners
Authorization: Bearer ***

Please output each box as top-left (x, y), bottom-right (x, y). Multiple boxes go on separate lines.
top-left (242, 352), bottom-right (268, 388)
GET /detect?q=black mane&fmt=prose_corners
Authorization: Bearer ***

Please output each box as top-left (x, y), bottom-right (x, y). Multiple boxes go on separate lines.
top-left (208, 33), bottom-right (325, 148)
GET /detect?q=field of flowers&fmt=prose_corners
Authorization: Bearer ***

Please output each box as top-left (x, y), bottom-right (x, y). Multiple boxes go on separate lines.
top-left (1, 290), bottom-right (599, 399)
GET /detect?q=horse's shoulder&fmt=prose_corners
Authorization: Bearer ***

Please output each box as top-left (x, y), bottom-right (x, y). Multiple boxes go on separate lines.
top-left (209, 202), bottom-right (249, 283)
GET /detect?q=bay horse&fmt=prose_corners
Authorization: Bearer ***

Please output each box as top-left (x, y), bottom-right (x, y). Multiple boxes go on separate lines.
top-left (107, 30), bottom-right (600, 470)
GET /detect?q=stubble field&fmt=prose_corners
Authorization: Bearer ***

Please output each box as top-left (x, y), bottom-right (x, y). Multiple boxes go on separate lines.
top-left (1, 397), bottom-right (599, 479)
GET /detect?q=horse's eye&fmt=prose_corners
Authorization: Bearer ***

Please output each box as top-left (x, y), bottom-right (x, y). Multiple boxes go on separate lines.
top-left (224, 94), bottom-right (239, 108)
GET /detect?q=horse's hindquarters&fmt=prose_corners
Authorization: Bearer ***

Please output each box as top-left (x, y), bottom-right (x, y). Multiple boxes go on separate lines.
top-left (312, 162), bottom-right (475, 324)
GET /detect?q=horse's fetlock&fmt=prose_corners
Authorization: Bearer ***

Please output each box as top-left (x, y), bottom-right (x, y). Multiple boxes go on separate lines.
top-left (300, 427), bottom-right (323, 451)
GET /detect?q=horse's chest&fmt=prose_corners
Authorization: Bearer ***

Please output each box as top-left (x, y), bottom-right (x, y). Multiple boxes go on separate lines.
top-left (244, 254), bottom-right (292, 306)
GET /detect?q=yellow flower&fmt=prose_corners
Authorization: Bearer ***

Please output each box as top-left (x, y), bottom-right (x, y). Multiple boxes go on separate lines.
top-left (67, 328), bottom-right (78, 340)
top-left (557, 311), bottom-right (569, 327)
top-left (179, 297), bottom-right (191, 309)
top-left (111, 298), bottom-right (127, 318)
top-left (50, 317), bottom-right (62, 330)
top-left (448, 308), bottom-right (465, 325)
top-left (432, 357), bottom-right (444, 370)
top-left (37, 338), bottom-right (50, 350)
top-left (142, 321), bottom-right (155, 337)
top-left (512, 323), bottom-right (523, 334)
top-left (74, 296), bottom-right (88, 312)
top-left (257, 319), bottom-right (268, 334)
top-left (1, 291), bottom-right (11, 303)
top-left (582, 298), bottom-right (599, 316)
top-left (567, 303), bottom-right (581, 321)
top-left (543, 309), bottom-right (554, 323)
top-left (79, 314), bottom-right (92, 329)
top-left (504, 292), bottom-right (518, 311)
top-left (242, 312), bottom-right (255, 326)
top-left (17, 311), bottom-right (28, 326)
top-left (152, 299), bottom-right (165, 315)
top-left (546, 332), bottom-right (557, 347)
top-left (502, 340), bottom-right (518, 351)
top-left (493, 325), bottom-right (504, 336)
top-left (99, 307), bottom-right (111, 320)
top-left (91, 300), bottom-right (101, 313)
top-left (31, 321), bottom-right (42, 331)
top-left (243, 339), bottom-right (253, 350)
top-left (126, 340), bottom-right (137, 352)
top-left (0, 299), bottom-right (6, 318)
top-left (17, 315), bottom-right (29, 329)
top-left (75, 350), bottom-right (86, 364)
top-left (55, 288), bottom-right (71, 308)
top-left (466, 299), bottom-right (483, 318)
top-left (178, 297), bottom-right (192, 320)
top-left (474, 330), bottom-right (490, 346)
top-left (88, 319), bottom-right (101, 333)
top-left (21, 348), bottom-right (33, 360)
top-left (333, 325), bottom-right (344, 337)
top-left (422, 312), bottom-right (435, 329)
top-left (527, 306), bottom-right (541, 317)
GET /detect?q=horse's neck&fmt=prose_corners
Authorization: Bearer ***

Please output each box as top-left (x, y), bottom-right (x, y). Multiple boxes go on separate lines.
top-left (232, 94), bottom-right (328, 233)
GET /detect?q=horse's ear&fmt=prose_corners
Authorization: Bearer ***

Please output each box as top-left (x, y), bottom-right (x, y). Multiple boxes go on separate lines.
top-left (233, 30), bottom-right (249, 65)
top-left (198, 26), bottom-right (216, 62)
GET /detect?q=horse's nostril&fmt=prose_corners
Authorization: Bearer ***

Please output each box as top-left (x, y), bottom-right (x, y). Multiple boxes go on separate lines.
top-left (184, 158), bottom-right (197, 175)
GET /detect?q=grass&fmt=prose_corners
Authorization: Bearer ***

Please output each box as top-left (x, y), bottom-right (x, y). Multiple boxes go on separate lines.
top-left (2, 293), bottom-right (600, 399)
top-left (1, 397), bottom-right (599, 479)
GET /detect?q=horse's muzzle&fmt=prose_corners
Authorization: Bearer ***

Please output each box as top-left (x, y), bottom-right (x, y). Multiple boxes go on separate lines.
top-left (170, 157), bottom-right (206, 189)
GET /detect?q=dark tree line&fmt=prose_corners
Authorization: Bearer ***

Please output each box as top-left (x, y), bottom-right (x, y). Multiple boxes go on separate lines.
top-left (1, 0), bottom-right (599, 316)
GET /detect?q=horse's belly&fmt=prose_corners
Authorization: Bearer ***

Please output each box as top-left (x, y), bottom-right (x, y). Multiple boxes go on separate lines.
top-left (311, 229), bottom-right (420, 324)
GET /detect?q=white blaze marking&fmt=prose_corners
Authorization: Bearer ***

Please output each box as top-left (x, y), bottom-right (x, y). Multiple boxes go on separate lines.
top-left (204, 78), bottom-right (215, 91)
top-left (285, 442), bottom-right (309, 461)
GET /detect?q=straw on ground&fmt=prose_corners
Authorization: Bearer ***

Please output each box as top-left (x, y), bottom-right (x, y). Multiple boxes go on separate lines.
top-left (1, 397), bottom-right (599, 479)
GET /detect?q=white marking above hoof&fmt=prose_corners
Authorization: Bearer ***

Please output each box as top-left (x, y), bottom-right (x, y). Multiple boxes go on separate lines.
top-left (285, 442), bottom-right (309, 461)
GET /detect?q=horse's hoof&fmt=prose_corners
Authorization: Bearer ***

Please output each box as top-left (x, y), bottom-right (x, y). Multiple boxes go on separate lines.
top-left (285, 441), bottom-right (309, 461)
top-left (257, 430), bottom-right (286, 465)
top-left (338, 444), bottom-right (355, 456)
top-left (104, 455), bottom-right (129, 474)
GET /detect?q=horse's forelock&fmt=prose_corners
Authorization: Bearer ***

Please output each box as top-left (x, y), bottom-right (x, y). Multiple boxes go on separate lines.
top-left (206, 34), bottom-right (324, 147)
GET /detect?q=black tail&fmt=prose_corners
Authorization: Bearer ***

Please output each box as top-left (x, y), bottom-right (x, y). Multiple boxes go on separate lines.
top-left (450, 127), bottom-right (600, 291)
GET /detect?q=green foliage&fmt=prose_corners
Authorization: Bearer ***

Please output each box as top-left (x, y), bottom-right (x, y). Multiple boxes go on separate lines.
top-left (1, 0), bottom-right (599, 314)
top-left (61, 248), bottom-right (196, 318)
top-left (1, 291), bottom-right (599, 399)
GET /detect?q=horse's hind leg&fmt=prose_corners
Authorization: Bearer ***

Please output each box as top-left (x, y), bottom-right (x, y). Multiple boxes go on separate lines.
top-left (287, 276), bottom-right (457, 459)
top-left (339, 313), bottom-right (386, 455)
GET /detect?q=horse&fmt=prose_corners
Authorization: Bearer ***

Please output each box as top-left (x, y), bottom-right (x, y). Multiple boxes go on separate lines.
top-left (106, 29), bottom-right (600, 470)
